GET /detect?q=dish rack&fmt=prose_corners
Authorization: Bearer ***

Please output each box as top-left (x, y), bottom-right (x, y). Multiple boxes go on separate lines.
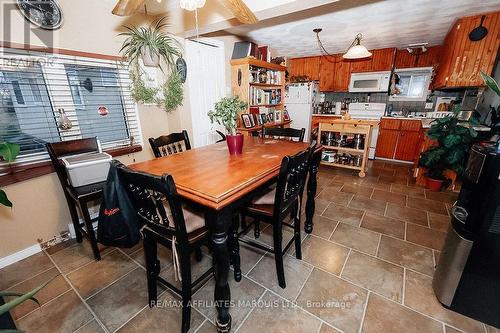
top-left (318, 121), bottom-right (374, 177)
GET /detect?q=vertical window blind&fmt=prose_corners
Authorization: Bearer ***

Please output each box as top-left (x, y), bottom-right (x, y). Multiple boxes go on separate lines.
top-left (0, 47), bottom-right (142, 174)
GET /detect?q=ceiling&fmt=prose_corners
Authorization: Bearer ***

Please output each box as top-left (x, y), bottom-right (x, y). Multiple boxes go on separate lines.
top-left (222, 0), bottom-right (500, 57)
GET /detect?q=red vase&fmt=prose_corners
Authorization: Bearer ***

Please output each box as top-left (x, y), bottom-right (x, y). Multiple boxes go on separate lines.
top-left (226, 134), bottom-right (244, 155)
top-left (426, 177), bottom-right (444, 191)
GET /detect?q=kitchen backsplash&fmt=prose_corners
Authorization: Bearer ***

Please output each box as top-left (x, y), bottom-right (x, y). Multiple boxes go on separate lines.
top-left (322, 90), bottom-right (469, 114)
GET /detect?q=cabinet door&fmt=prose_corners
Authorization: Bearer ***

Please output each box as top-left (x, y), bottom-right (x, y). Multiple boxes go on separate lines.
top-left (304, 57), bottom-right (320, 81)
top-left (375, 129), bottom-right (399, 159)
top-left (371, 48), bottom-right (396, 71)
top-left (395, 49), bottom-right (416, 68)
top-left (349, 57), bottom-right (372, 73)
top-left (333, 55), bottom-right (351, 92)
top-left (319, 56), bottom-right (335, 91)
top-left (395, 131), bottom-right (420, 161)
top-left (416, 45), bottom-right (442, 67)
top-left (289, 58), bottom-right (305, 78)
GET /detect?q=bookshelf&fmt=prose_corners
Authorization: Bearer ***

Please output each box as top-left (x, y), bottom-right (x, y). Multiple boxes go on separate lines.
top-left (230, 57), bottom-right (288, 134)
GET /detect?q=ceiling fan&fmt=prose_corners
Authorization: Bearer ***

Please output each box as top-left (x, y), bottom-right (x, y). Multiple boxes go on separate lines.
top-left (111, 0), bottom-right (258, 24)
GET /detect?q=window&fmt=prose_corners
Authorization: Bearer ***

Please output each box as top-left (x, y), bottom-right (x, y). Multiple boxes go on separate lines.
top-left (0, 48), bottom-right (142, 174)
top-left (389, 67), bottom-right (433, 101)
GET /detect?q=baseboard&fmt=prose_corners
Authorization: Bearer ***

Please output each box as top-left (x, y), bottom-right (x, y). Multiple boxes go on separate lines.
top-left (0, 244), bottom-right (42, 269)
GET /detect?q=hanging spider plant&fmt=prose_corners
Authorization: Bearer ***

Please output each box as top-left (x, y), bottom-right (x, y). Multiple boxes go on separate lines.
top-left (119, 17), bottom-right (181, 70)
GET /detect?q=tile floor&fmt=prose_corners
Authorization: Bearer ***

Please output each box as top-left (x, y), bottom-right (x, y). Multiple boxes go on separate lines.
top-left (1, 160), bottom-right (498, 333)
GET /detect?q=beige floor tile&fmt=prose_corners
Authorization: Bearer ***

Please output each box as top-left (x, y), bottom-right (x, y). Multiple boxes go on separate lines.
top-left (360, 212), bottom-right (405, 239)
top-left (371, 189), bottom-right (407, 206)
top-left (407, 197), bottom-right (448, 215)
top-left (68, 250), bottom-right (138, 299)
top-left (317, 189), bottom-right (353, 206)
top-left (5, 267), bottom-right (70, 320)
top-left (160, 254), bottom-right (213, 290)
top-left (377, 236), bottom-right (435, 276)
top-left (117, 289), bottom-right (205, 333)
top-left (380, 174), bottom-right (408, 185)
top-left (390, 183), bottom-right (425, 198)
top-left (322, 204), bottom-right (364, 226)
top-left (330, 223), bottom-right (380, 255)
top-left (0, 252), bottom-right (54, 290)
top-left (334, 174), bottom-right (365, 186)
top-left (195, 320), bottom-right (218, 333)
top-left (341, 184), bottom-right (374, 197)
top-left (75, 320), bottom-right (106, 333)
top-left (50, 241), bottom-right (111, 274)
top-left (406, 224), bottom-right (446, 251)
top-left (87, 268), bottom-right (157, 332)
top-left (129, 245), bottom-right (173, 270)
top-left (16, 290), bottom-right (93, 333)
top-left (385, 202), bottom-right (428, 226)
top-left (193, 275), bottom-right (264, 329)
top-left (341, 251), bottom-right (403, 302)
top-left (248, 253), bottom-right (312, 301)
top-left (428, 212), bottom-right (451, 232)
top-left (361, 293), bottom-right (442, 333)
top-left (425, 190), bottom-right (459, 204)
top-left (445, 326), bottom-right (463, 333)
top-left (486, 325), bottom-right (500, 333)
top-left (361, 177), bottom-right (392, 191)
top-left (296, 268), bottom-right (367, 333)
top-left (313, 198), bottom-right (332, 215)
top-left (404, 270), bottom-right (485, 333)
top-left (238, 291), bottom-right (321, 333)
top-left (238, 243), bottom-right (266, 275)
top-left (348, 195), bottom-right (387, 215)
top-left (300, 236), bottom-right (350, 275)
top-left (311, 215), bottom-right (339, 239)
top-left (319, 323), bottom-right (341, 333)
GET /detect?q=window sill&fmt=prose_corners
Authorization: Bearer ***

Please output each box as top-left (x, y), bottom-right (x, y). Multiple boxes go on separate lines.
top-left (0, 145), bottom-right (142, 187)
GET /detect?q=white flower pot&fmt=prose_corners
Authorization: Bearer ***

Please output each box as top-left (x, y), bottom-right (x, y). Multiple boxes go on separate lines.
top-left (142, 49), bottom-right (160, 67)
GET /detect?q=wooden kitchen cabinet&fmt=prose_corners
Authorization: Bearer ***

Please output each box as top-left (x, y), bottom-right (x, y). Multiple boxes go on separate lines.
top-left (375, 118), bottom-right (422, 161)
top-left (371, 48), bottom-right (396, 71)
top-left (319, 55), bottom-right (335, 91)
top-left (288, 57), bottom-right (320, 81)
top-left (395, 45), bottom-right (442, 69)
top-left (349, 57), bottom-right (372, 73)
top-left (333, 55), bottom-right (351, 92)
top-left (433, 11), bottom-right (500, 88)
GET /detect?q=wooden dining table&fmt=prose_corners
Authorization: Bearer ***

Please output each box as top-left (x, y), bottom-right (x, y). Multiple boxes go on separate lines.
top-left (129, 137), bottom-right (313, 332)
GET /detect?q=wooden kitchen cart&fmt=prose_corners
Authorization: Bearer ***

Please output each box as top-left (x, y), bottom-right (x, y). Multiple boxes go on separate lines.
top-left (318, 119), bottom-right (379, 177)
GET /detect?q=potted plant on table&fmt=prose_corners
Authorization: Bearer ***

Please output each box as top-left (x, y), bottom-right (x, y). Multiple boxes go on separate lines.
top-left (208, 96), bottom-right (248, 155)
top-left (418, 107), bottom-right (477, 191)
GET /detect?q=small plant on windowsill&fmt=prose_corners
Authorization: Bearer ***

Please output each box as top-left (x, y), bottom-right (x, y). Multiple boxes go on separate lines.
top-left (208, 96), bottom-right (248, 155)
top-left (0, 142), bottom-right (20, 207)
top-left (418, 106), bottom-right (477, 191)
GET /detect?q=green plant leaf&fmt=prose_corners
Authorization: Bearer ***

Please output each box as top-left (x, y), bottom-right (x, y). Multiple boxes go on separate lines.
top-left (0, 292), bottom-right (40, 307)
top-left (443, 134), bottom-right (462, 148)
top-left (0, 329), bottom-right (24, 333)
top-left (0, 277), bottom-right (53, 317)
top-left (0, 189), bottom-right (12, 208)
top-left (163, 70), bottom-right (183, 112)
top-left (0, 142), bottom-right (20, 163)
top-left (480, 71), bottom-right (500, 96)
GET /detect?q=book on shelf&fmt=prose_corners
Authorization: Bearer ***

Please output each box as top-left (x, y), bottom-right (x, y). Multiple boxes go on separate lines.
top-left (250, 86), bottom-right (282, 106)
top-left (249, 66), bottom-right (281, 85)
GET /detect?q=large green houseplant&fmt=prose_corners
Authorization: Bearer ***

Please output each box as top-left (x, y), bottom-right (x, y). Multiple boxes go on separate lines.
top-left (0, 142), bottom-right (20, 207)
top-left (208, 96), bottom-right (248, 154)
top-left (418, 107), bottom-right (477, 191)
top-left (120, 17), bottom-right (184, 112)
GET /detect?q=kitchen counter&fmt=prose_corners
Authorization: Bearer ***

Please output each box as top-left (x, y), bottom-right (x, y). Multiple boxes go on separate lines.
top-left (382, 116), bottom-right (491, 132)
top-left (312, 114), bottom-right (342, 117)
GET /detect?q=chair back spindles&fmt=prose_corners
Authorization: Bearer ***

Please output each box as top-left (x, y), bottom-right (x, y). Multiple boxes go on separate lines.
top-left (262, 127), bottom-right (306, 142)
top-left (149, 130), bottom-right (191, 158)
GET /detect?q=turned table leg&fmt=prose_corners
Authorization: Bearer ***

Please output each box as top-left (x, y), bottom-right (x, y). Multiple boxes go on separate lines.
top-left (305, 149), bottom-right (321, 234)
top-left (207, 209), bottom-right (232, 332)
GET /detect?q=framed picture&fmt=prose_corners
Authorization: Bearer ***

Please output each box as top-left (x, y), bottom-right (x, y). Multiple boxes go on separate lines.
top-left (283, 110), bottom-right (290, 121)
top-left (275, 111), bottom-right (282, 122)
top-left (249, 114), bottom-right (256, 127)
top-left (267, 113), bottom-right (274, 122)
top-left (256, 114), bottom-right (263, 125)
top-left (241, 114), bottom-right (252, 128)
top-left (260, 114), bottom-right (268, 124)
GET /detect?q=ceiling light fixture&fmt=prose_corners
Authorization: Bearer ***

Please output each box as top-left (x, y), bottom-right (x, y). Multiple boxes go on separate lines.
top-left (406, 43), bottom-right (428, 55)
top-left (180, 0), bottom-right (206, 11)
top-left (343, 33), bottom-right (372, 59)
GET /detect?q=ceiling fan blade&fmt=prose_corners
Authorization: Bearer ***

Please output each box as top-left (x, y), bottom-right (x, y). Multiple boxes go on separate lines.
top-left (218, 0), bottom-right (258, 24)
top-left (112, 0), bottom-right (146, 16)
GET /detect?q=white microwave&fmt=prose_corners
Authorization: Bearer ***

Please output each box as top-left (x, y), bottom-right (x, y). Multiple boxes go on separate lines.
top-left (349, 71), bottom-right (391, 93)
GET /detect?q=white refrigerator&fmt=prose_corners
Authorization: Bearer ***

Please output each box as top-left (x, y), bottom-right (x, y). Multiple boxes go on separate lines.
top-left (284, 82), bottom-right (319, 142)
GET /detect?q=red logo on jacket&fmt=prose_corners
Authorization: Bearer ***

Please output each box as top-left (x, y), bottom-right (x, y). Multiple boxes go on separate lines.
top-left (104, 208), bottom-right (120, 216)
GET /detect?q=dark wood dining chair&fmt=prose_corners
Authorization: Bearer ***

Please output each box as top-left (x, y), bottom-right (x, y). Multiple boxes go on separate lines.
top-left (46, 137), bottom-right (104, 260)
top-left (216, 130), bottom-right (226, 143)
top-left (262, 127), bottom-right (306, 142)
top-left (115, 161), bottom-right (213, 333)
top-left (149, 130), bottom-right (191, 158)
top-left (236, 144), bottom-right (313, 288)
